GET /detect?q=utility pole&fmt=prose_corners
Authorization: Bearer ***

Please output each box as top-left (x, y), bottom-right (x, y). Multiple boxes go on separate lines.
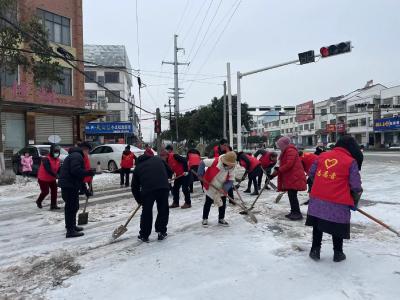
top-left (164, 97), bottom-right (174, 143)
top-left (227, 63), bottom-right (233, 147)
top-left (237, 71), bottom-right (242, 151)
top-left (162, 34), bottom-right (189, 142)
top-left (223, 81), bottom-right (227, 139)
top-left (155, 108), bottom-right (162, 153)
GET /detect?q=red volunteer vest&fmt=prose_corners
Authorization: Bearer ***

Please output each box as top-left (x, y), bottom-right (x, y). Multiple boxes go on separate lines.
top-left (167, 152), bottom-right (184, 176)
top-left (37, 155), bottom-right (60, 182)
top-left (213, 145), bottom-right (220, 158)
top-left (310, 147), bottom-right (355, 206)
top-left (301, 152), bottom-right (318, 174)
top-left (259, 152), bottom-right (271, 169)
top-left (121, 152), bottom-right (135, 169)
top-left (240, 154), bottom-right (260, 173)
top-left (188, 153), bottom-right (201, 168)
top-left (203, 158), bottom-right (222, 190)
top-left (83, 154), bottom-right (92, 183)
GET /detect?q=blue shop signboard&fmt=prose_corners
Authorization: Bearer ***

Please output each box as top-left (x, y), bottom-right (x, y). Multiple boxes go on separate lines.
top-left (85, 122), bottom-right (134, 134)
top-left (374, 117), bottom-right (400, 132)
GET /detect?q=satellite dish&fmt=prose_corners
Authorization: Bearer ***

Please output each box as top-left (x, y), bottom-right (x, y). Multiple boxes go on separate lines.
top-left (48, 135), bottom-right (61, 144)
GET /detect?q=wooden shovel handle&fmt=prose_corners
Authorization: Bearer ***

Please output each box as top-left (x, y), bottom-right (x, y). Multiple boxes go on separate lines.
top-left (357, 208), bottom-right (400, 237)
top-left (124, 205), bottom-right (142, 227)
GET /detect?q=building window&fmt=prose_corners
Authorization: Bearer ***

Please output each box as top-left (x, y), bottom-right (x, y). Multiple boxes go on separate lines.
top-left (289, 117), bottom-right (293, 123)
top-left (321, 121), bottom-right (327, 129)
top-left (52, 67), bottom-right (72, 95)
top-left (321, 109), bottom-right (327, 116)
top-left (349, 105), bottom-right (357, 113)
top-left (330, 119), bottom-right (336, 124)
top-left (310, 123), bottom-right (314, 130)
top-left (105, 90), bottom-right (121, 103)
top-left (382, 98), bottom-right (393, 105)
top-left (85, 71), bottom-right (96, 83)
top-left (330, 106), bottom-right (336, 114)
top-left (0, 68), bottom-right (18, 87)
top-left (106, 111), bottom-right (121, 122)
top-left (85, 90), bottom-right (97, 101)
top-left (360, 118), bottom-right (367, 126)
top-left (37, 9), bottom-right (71, 46)
top-left (299, 125), bottom-right (303, 131)
top-left (304, 124), bottom-right (309, 130)
top-left (281, 129), bottom-right (284, 134)
top-left (348, 119), bottom-right (358, 127)
top-left (105, 72), bottom-right (120, 83)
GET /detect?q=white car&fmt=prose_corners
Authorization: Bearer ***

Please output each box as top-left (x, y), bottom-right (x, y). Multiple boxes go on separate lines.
top-left (89, 144), bottom-right (145, 172)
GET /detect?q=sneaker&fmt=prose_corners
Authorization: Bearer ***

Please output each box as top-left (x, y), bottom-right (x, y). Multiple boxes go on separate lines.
top-left (137, 235), bottom-right (149, 243)
top-left (181, 203), bottom-right (192, 209)
top-left (66, 230), bottom-right (84, 238)
top-left (243, 189), bottom-right (251, 193)
top-left (333, 251), bottom-right (346, 262)
top-left (285, 212), bottom-right (303, 221)
top-left (218, 219), bottom-right (229, 226)
top-left (202, 219), bottom-right (208, 226)
top-left (309, 248), bottom-right (321, 261)
top-left (74, 226), bottom-right (84, 232)
top-left (250, 191), bottom-right (259, 196)
top-left (169, 202), bottom-right (179, 208)
top-left (158, 232), bottom-right (168, 241)
top-left (36, 200), bottom-right (42, 209)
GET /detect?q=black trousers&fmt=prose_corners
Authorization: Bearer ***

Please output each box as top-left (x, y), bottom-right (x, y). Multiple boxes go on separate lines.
top-left (257, 167), bottom-right (272, 188)
top-left (140, 188), bottom-right (170, 238)
top-left (172, 175), bottom-right (191, 204)
top-left (312, 226), bottom-right (343, 252)
top-left (287, 189), bottom-right (301, 213)
top-left (120, 168), bottom-right (131, 186)
top-left (62, 188), bottom-right (80, 231)
top-left (189, 166), bottom-right (199, 192)
top-left (247, 165), bottom-right (263, 193)
top-left (202, 195), bottom-right (227, 220)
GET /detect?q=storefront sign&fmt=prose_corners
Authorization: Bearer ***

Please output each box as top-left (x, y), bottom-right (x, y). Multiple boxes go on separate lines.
top-left (296, 101), bottom-right (314, 122)
top-left (374, 117), bottom-right (400, 132)
top-left (325, 123), bottom-right (346, 133)
top-left (85, 122), bottom-right (134, 134)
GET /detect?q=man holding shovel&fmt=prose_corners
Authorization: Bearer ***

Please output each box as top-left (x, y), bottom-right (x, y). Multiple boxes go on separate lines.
top-left (132, 148), bottom-right (172, 242)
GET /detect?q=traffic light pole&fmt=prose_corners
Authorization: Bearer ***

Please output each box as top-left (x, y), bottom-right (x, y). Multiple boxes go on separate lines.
top-left (156, 108), bottom-right (162, 153)
top-left (236, 54), bottom-right (322, 151)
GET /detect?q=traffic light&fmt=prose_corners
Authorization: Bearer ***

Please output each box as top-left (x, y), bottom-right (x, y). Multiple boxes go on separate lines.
top-left (298, 50), bottom-right (315, 65)
top-left (320, 41), bottom-right (351, 58)
top-left (154, 119), bottom-right (161, 134)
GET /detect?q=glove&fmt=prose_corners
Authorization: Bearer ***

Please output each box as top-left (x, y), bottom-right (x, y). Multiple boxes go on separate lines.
top-left (274, 166), bottom-right (279, 171)
top-left (136, 198), bottom-right (143, 205)
top-left (88, 169), bottom-right (96, 177)
top-left (270, 170), bottom-right (278, 178)
top-left (350, 189), bottom-right (363, 211)
top-left (183, 172), bottom-right (189, 176)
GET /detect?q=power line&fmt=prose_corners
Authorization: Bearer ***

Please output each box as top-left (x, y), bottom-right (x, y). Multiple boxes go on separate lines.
top-left (181, 1), bottom-right (209, 44)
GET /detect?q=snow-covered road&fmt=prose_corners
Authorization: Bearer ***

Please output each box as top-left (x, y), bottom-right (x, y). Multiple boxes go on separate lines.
top-left (0, 153), bottom-right (399, 300)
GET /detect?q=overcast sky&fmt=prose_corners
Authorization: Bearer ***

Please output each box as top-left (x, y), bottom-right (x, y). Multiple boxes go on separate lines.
top-left (83, 0), bottom-right (400, 141)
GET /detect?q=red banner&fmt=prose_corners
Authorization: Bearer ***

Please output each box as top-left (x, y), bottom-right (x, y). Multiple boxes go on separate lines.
top-left (325, 123), bottom-right (346, 133)
top-left (296, 101), bottom-right (314, 122)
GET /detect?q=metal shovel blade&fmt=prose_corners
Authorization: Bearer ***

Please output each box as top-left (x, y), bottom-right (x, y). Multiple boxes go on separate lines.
top-left (275, 192), bottom-right (286, 203)
top-left (77, 212), bottom-right (88, 225)
top-left (112, 225), bottom-right (128, 239)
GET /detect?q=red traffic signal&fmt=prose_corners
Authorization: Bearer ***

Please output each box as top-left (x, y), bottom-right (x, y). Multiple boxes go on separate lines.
top-left (320, 41), bottom-right (351, 58)
top-left (154, 119), bottom-right (161, 134)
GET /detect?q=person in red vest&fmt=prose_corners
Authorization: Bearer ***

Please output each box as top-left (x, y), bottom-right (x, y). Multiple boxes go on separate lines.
top-left (272, 136), bottom-right (307, 220)
top-left (165, 145), bottom-right (191, 209)
top-left (79, 142), bottom-right (93, 196)
top-left (299, 147), bottom-right (325, 194)
top-left (237, 152), bottom-right (262, 195)
top-left (253, 149), bottom-right (278, 189)
top-left (209, 138), bottom-right (231, 158)
top-left (35, 144), bottom-right (61, 210)
top-left (120, 145), bottom-right (136, 187)
top-left (306, 135), bottom-right (363, 262)
top-left (187, 148), bottom-right (202, 193)
top-left (197, 151), bottom-right (237, 226)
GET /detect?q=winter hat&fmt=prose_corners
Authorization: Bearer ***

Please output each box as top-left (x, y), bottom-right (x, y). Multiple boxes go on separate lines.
top-left (335, 135), bottom-right (363, 170)
top-left (144, 148), bottom-right (154, 157)
top-left (125, 145), bottom-right (131, 151)
top-left (50, 144), bottom-right (61, 157)
top-left (165, 144), bottom-right (173, 152)
top-left (276, 136), bottom-right (291, 151)
top-left (221, 151), bottom-right (237, 167)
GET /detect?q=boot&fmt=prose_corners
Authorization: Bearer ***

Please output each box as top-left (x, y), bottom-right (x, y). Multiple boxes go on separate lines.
top-left (218, 219), bottom-right (229, 226)
top-left (333, 251), bottom-right (346, 262)
top-left (50, 206), bottom-right (61, 210)
top-left (243, 189), bottom-right (251, 193)
top-left (309, 248), bottom-right (321, 261)
top-left (74, 226), bottom-right (84, 232)
top-left (285, 212), bottom-right (303, 221)
top-left (66, 230), bottom-right (84, 238)
top-left (169, 202), bottom-right (179, 208)
top-left (202, 219), bottom-right (208, 226)
top-left (158, 232), bottom-right (168, 241)
top-left (36, 200), bottom-right (42, 209)
top-left (137, 235), bottom-right (149, 243)
top-left (181, 203), bottom-right (191, 209)
top-left (250, 191), bottom-right (259, 196)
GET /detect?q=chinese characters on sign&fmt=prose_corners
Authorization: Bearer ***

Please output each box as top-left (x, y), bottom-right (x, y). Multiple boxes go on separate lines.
top-left (85, 122), bottom-right (134, 134)
top-left (374, 117), bottom-right (400, 132)
top-left (296, 101), bottom-right (314, 123)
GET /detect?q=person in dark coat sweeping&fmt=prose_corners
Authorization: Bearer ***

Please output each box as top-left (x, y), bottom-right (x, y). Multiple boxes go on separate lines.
top-left (187, 148), bottom-right (202, 193)
top-left (253, 149), bottom-right (278, 190)
top-left (132, 148), bottom-right (172, 242)
top-left (271, 136), bottom-right (307, 220)
top-left (237, 152), bottom-right (263, 195)
top-left (306, 135), bottom-right (363, 262)
top-left (59, 146), bottom-right (95, 238)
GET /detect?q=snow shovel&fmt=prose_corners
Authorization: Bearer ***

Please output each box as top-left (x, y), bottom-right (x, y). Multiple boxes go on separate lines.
top-left (357, 208), bottom-right (400, 237)
top-left (275, 192), bottom-right (286, 203)
top-left (78, 195), bottom-right (89, 225)
top-left (168, 174), bottom-right (184, 183)
top-left (112, 205), bottom-right (142, 240)
top-left (261, 168), bottom-right (277, 191)
top-left (239, 181), bottom-right (269, 215)
top-left (192, 170), bottom-right (257, 224)
top-left (234, 174), bottom-right (247, 189)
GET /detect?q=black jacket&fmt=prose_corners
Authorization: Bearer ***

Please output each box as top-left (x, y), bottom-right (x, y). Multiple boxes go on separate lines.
top-left (131, 155), bottom-right (171, 202)
top-left (58, 147), bottom-right (93, 189)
